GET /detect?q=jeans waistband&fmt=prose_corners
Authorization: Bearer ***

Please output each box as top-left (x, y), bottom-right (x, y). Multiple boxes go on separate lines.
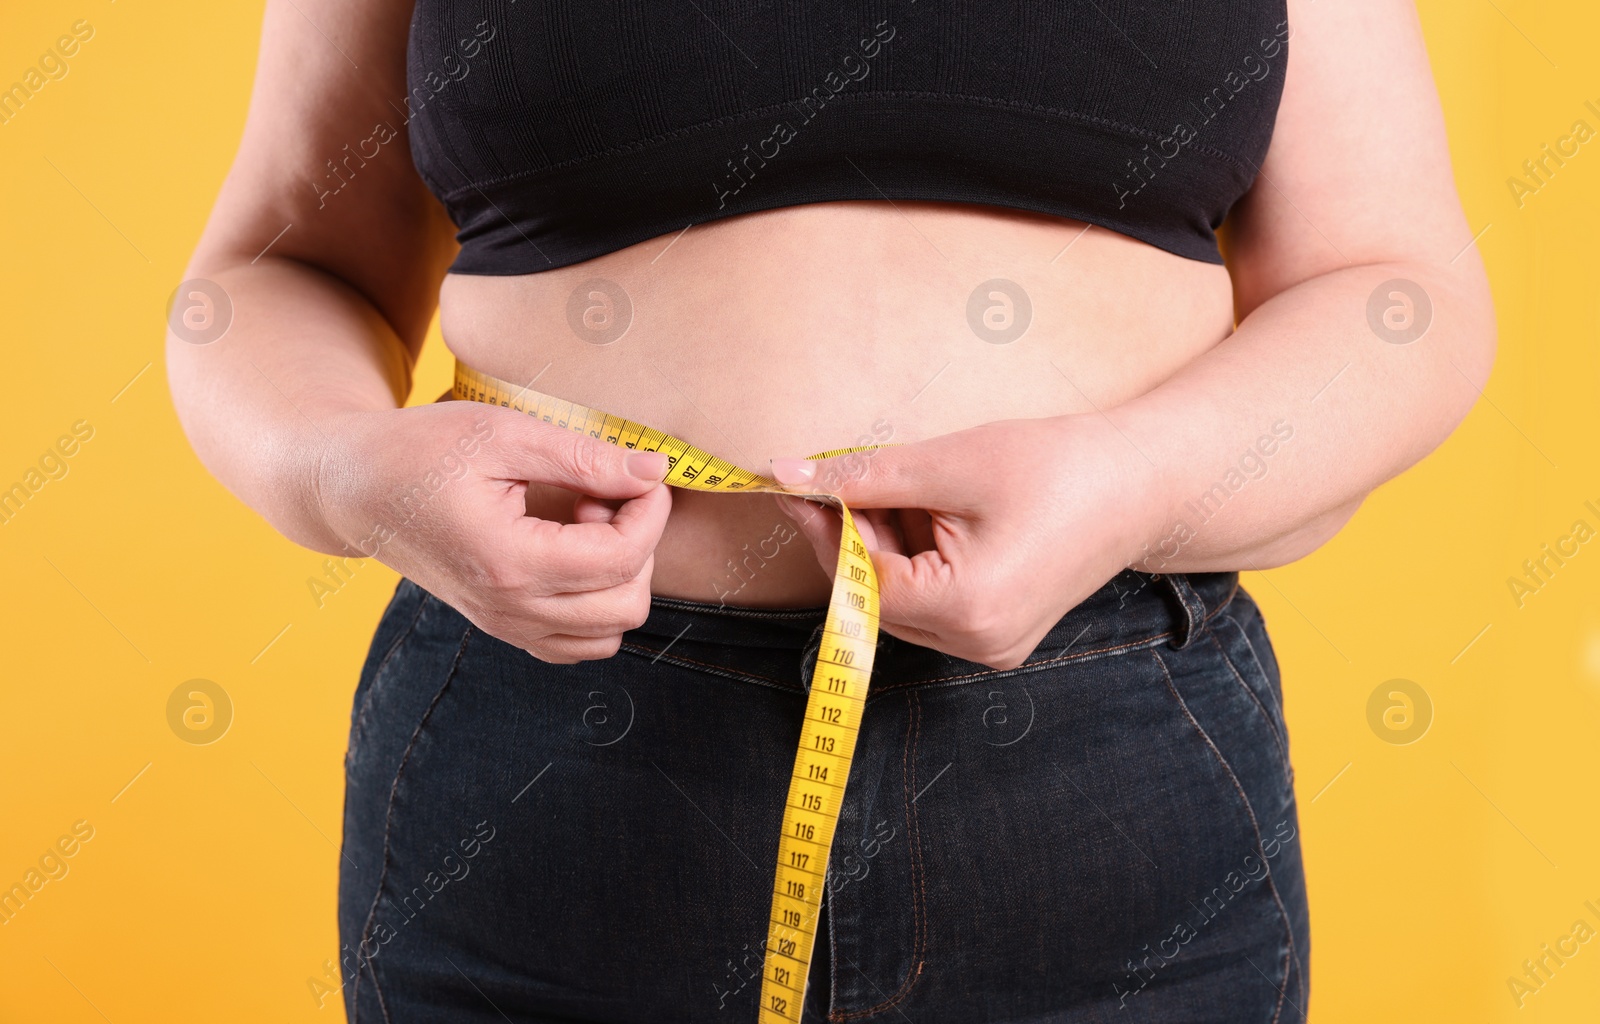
top-left (620, 569), bottom-right (1241, 693)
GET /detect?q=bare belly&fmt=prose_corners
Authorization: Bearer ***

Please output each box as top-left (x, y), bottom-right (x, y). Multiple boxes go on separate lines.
top-left (441, 200), bottom-right (1234, 607)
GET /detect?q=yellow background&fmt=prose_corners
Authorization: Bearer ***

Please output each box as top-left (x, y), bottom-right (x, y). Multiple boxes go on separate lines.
top-left (1, 1), bottom-right (1595, 1019)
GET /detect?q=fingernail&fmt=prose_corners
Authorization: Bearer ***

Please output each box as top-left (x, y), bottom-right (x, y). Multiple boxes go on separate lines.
top-left (770, 458), bottom-right (816, 487)
top-left (626, 450), bottom-right (669, 480)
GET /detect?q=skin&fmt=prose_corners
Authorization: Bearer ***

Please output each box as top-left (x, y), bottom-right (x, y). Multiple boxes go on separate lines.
top-left (440, 198), bottom-right (1233, 613)
top-left (770, 0), bottom-right (1497, 667)
top-left (168, 0), bottom-right (1493, 669)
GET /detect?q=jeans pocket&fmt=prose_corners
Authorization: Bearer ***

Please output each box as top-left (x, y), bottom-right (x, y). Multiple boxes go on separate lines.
top-left (1149, 641), bottom-right (1307, 1020)
top-left (916, 644), bottom-right (1299, 1017)
top-left (1208, 589), bottom-right (1293, 789)
top-left (1156, 613), bottom-right (1295, 822)
top-left (338, 586), bottom-right (475, 1024)
top-left (346, 578), bottom-right (430, 773)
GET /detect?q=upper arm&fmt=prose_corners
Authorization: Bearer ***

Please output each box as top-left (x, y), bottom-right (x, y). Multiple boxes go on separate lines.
top-left (189, 0), bottom-right (457, 353)
top-left (1223, 0), bottom-right (1488, 319)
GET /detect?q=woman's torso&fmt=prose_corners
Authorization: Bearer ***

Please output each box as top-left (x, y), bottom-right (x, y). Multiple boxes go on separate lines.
top-left (405, 0), bottom-right (1290, 604)
top-left (442, 200), bottom-right (1235, 606)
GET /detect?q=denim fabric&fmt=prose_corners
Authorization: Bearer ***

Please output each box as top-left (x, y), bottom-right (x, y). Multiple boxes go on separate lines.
top-left (337, 568), bottom-right (1309, 1023)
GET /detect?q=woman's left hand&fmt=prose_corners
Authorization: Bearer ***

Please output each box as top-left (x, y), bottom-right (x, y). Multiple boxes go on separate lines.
top-left (770, 414), bottom-right (1170, 670)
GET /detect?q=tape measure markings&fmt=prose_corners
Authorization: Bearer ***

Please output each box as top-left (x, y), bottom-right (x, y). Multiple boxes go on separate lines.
top-left (453, 362), bottom-right (886, 1023)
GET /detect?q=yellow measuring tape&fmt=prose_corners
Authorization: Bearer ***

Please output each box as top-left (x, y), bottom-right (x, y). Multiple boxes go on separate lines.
top-left (454, 362), bottom-right (883, 1022)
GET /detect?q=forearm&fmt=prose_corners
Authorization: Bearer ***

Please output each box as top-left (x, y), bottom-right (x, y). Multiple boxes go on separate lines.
top-left (165, 256), bottom-right (415, 555)
top-left (1112, 257), bottom-right (1495, 573)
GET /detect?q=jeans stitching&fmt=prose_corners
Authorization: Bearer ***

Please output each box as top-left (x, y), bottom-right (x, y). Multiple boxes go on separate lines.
top-left (1205, 630), bottom-right (1293, 790)
top-left (1152, 649), bottom-right (1297, 1024)
top-left (647, 594), bottom-right (829, 620)
top-left (629, 629), bottom-right (1173, 698)
top-left (629, 578), bottom-right (1241, 697)
top-left (349, 592), bottom-right (431, 764)
top-left (352, 625), bottom-right (475, 1024)
top-left (872, 633), bottom-right (1176, 694)
top-left (827, 872), bottom-right (840, 1018)
top-left (1164, 576), bottom-right (1211, 650)
top-left (1221, 607), bottom-right (1287, 732)
top-left (830, 690), bottom-right (926, 1020)
top-left (618, 642), bottom-right (802, 691)
top-left (867, 580), bottom-right (1240, 697)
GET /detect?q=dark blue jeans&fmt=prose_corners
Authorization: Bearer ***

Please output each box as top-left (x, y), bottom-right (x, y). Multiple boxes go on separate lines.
top-left (337, 569), bottom-right (1308, 1023)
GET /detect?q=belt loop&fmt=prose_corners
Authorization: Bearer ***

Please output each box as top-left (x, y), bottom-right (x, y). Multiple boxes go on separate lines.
top-left (799, 621), bottom-right (825, 692)
top-left (1157, 573), bottom-right (1209, 650)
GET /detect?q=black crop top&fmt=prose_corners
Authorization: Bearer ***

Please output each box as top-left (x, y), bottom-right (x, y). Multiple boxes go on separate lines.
top-left (403, 2), bottom-right (1289, 275)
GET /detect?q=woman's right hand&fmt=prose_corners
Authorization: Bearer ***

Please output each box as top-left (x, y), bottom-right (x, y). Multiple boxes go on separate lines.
top-left (316, 399), bottom-right (673, 663)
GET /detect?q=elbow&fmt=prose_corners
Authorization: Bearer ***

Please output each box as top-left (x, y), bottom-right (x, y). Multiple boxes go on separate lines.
top-left (1453, 263), bottom-right (1498, 397)
top-left (1419, 256), bottom-right (1497, 431)
top-left (1458, 320), bottom-right (1498, 430)
top-left (164, 330), bottom-right (212, 466)
top-left (1243, 496), bottom-right (1366, 570)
